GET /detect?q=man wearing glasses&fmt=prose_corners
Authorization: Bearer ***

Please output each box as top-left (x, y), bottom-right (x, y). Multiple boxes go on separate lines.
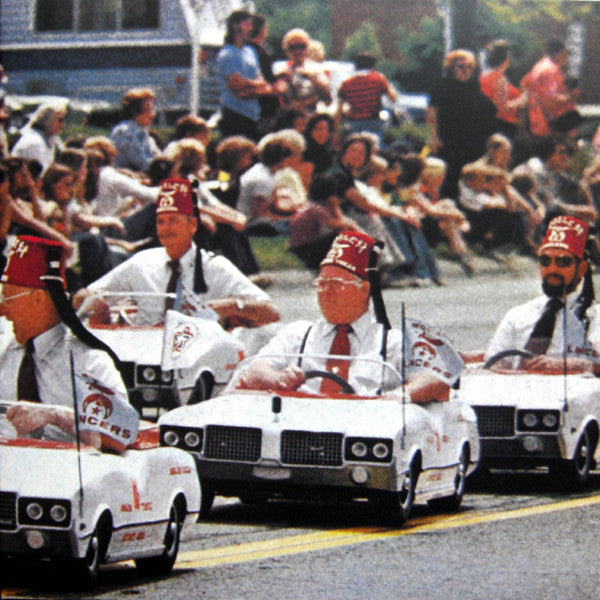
top-left (237, 230), bottom-right (455, 403)
top-left (484, 215), bottom-right (600, 372)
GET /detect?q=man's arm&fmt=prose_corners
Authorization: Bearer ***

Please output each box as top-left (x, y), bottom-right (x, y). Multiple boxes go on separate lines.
top-left (236, 359), bottom-right (305, 391)
top-left (208, 297), bottom-right (280, 329)
top-left (406, 373), bottom-right (450, 404)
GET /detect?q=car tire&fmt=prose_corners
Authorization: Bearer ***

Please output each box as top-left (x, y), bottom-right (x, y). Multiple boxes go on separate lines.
top-left (199, 479), bottom-right (216, 519)
top-left (136, 500), bottom-right (182, 577)
top-left (550, 426), bottom-right (595, 489)
top-left (188, 372), bottom-right (214, 405)
top-left (70, 516), bottom-right (110, 590)
top-left (372, 457), bottom-right (419, 526)
top-left (428, 444), bottom-right (469, 513)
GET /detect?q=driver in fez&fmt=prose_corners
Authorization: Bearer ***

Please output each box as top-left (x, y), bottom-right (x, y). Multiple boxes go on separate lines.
top-left (485, 215), bottom-right (600, 371)
top-left (73, 178), bottom-right (279, 330)
top-left (237, 230), bottom-right (455, 402)
top-left (0, 236), bottom-right (138, 452)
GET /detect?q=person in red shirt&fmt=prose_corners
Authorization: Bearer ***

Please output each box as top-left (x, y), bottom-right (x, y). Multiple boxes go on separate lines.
top-left (337, 52), bottom-right (397, 146)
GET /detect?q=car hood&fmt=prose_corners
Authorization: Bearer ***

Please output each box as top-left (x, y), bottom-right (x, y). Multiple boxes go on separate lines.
top-left (92, 327), bottom-right (163, 364)
top-left (458, 370), bottom-right (600, 408)
top-left (159, 392), bottom-right (433, 437)
top-left (1, 440), bottom-right (110, 498)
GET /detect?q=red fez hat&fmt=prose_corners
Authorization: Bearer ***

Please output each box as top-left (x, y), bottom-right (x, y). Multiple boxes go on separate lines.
top-left (320, 231), bottom-right (378, 279)
top-left (156, 178), bottom-right (195, 216)
top-left (1, 236), bottom-right (66, 289)
top-left (539, 215), bottom-right (589, 259)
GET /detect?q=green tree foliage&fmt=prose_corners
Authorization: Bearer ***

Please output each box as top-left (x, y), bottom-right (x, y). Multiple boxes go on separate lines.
top-left (341, 21), bottom-right (383, 61)
top-left (393, 17), bottom-right (444, 93)
top-left (253, 0), bottom-right (331, 60)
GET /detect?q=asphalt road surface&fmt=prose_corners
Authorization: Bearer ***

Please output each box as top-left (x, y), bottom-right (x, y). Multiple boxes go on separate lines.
top-left (5, 256), bottom-right (600, 600)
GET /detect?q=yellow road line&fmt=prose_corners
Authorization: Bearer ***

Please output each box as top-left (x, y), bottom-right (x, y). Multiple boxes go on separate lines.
top-left (176, 494), bottom-right (600, 569)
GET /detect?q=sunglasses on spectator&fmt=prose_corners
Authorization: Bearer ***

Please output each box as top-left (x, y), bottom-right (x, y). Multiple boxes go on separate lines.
top-left (539, 255), bottom-right (575, 268)
top-left (455, 62), bottom-right (474, 71)
top-left (288, 43), bottom-right (307, 51)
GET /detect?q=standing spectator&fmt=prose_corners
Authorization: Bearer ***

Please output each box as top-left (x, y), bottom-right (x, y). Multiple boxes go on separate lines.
top-left (479, 39), bottom-right (528, 140)
top-left (426, 49), bottom-right (497, 199)
top-left (278, 28), bottom-right (332, 115)
top-left (216, 10), bottom-right (285, 142)
top-left (248, 14), bottom-right (280, 136)
top-left (11, 101), bottom-right (67, 171)
top-left (521, 37), bottom-right (583, 137)
top-left (337, 51), bottom-right (397, 145)
top-left (109, 88), bottom-right (161, 173)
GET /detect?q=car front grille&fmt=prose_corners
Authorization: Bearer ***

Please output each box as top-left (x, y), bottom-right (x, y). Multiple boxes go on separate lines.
top-left (204, 425), bottom-right (261, 462)
top-left (0, 492), bottom-right (17, 530)
top-left (281, 431), bottom-right (343, 466)
top-left (473, 406), bottom-right (515, 437)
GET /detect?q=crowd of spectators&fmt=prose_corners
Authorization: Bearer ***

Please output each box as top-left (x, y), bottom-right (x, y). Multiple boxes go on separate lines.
top-left (2, 12), bottom-right (600, 295)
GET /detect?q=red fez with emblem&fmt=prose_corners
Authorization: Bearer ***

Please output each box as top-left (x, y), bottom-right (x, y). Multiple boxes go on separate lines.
top-left (539, 215), bottom-right (589, 259)
top-left (156, 178), bottom-right (195, 216)
top-left (320, 231), bottom-right (378, 279)
top-left (1, 236), bottom-right (67, 289)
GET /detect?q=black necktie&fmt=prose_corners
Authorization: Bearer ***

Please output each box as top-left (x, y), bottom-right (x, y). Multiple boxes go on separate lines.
top-left (165, 259), bottom-right (180, 312)
top-left (17, 339), bottom-right (41, 402)
top-left (524, 298), bottom-right (564, 355)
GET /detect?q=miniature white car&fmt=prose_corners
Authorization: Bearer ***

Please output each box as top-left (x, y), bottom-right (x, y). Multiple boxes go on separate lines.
top-left (158, 355), bottom-right (480, 525)
top-left (86, 296), bottom-right (246, 420)
top-left (0, 401), bottom-right (200, 588)
top-left (456, 350), bottom-right (600, 487)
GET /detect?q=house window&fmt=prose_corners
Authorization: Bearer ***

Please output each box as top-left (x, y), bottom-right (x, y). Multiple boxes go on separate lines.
top-left (79, 0), bottom-right (118, 31)
top-left (36, 0), bottom-right (74, 31)
top-left (35, 0), bottom-right (159, 32)
top-left (122, 0), bottom-right (159, 29)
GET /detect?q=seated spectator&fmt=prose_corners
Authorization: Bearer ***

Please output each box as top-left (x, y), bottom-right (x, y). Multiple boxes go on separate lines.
top-left (417, 156), bottom-right (474, 274)
top-left (109, 88), bottom-right (161, 173)
top-left (238, 129), bottom-right (308, 236)
top-left (289, 172), bottom-right (363, 270)
top-left (11, 101), bottom-right (67, 171)
top-left (303, 112), bottom-right (336, 175)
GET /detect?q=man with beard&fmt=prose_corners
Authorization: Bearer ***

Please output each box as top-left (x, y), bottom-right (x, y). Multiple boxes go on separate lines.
top-left (484, 215), bottom-right (600, 371)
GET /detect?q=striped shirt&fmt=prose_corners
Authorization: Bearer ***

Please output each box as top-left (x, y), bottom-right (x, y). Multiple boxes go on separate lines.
top-left (338, 70), bottom-right (390, 120)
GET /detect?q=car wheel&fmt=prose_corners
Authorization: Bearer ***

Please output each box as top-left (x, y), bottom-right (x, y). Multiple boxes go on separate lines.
top-left (188, 372), bottom-right (214, 405)
top-left (428, 444), bottom-right (469, 513)
top-left (136, 500), bottom-right (182, 577)
top-left (199, 479), bottom-right (216, 519)
top-left (550, 427), bottom-right (595, 489)
top-left (70, 517), bottom-right (110, 590)
top-left (372, 457), bottom-right (419, 526)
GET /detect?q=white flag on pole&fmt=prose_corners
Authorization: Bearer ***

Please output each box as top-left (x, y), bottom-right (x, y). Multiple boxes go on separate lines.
top-left (404, 319), bottom-right (463, 385)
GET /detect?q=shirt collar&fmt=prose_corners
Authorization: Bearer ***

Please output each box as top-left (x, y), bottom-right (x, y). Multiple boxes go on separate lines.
top-left (30, 323), bottom-right (66, 359)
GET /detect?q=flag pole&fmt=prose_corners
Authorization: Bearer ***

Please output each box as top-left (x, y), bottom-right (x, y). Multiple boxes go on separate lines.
top-left (401, 302), bottom-right (407, 449)
top-left (70, 351), bottom-right (84, 517)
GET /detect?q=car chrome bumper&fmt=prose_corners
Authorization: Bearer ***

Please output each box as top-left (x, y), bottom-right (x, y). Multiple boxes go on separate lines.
top-left (0, 528), bottom-right (78, 558)
top-left (195, 458), bottom-right (398, 495)
top-left (479, 434), bottom-right (562, 464)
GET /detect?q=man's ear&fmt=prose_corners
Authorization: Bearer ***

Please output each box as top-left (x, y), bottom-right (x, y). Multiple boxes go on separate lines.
top-left (578, 258), bottom-right (589, 281)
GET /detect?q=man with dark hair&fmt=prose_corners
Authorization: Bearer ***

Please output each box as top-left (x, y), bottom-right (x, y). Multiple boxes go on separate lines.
top-left (521, 36), bottom-right (583, 137)
top-left (484, 216), bottom-right (600, 372)
top-left (337, 51), bottom-right (397, 144)
top-left (217, 10), bottom-right (285, 141)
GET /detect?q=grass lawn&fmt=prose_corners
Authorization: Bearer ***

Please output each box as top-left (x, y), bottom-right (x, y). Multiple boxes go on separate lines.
top-left (249, 236), bottom-right (304, 271)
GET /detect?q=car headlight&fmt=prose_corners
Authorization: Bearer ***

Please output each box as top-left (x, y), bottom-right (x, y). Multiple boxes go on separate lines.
top-left (162, 429), bottom-right (180, 446)
top-left (18, 498), bottom-right (71, 528)
top-left (351, 441), bottom-right (368, 458)
top-left (50, 504), bottom-right (69, 524)
top-left (523, 412), bottom-right (538, 428)
top-left (345, 437), bottom-right (393, 463)
top-left (184, 431), bottom-right (202, 448)
top-left (141, 366), bottom-right (157, 383)
top-left (161, 370), bottom-right (173, 384)
top-left (517, 409), bottom-right (560, 432)
top-left (26, 502), bottom-right (43, 521)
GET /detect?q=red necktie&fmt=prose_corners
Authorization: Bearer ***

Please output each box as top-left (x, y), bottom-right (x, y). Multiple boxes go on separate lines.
top-left (17, 339), bottom-right (41, 402)
top-left (320, 324), bottom-right (351, 394)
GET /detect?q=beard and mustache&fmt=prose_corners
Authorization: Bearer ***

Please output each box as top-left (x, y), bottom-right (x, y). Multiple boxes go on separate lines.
top-left (542, 273), bottom-right (579, 298)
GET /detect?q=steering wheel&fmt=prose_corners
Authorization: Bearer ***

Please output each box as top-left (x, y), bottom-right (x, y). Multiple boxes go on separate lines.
top-left (483, 349), bottom-right (534, 369)
top-left (303, 369), bottom-right (356, 394)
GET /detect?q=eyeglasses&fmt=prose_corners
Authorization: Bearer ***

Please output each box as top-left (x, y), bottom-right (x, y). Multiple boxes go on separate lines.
top-left (313, 277), bottom-right (364, 291)
top-left (0, 290), bottom-right (33, 305)
top-left (288, 43), bottom-right (307, 51)
top-left (539, 255), bottom-right (575, 268)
